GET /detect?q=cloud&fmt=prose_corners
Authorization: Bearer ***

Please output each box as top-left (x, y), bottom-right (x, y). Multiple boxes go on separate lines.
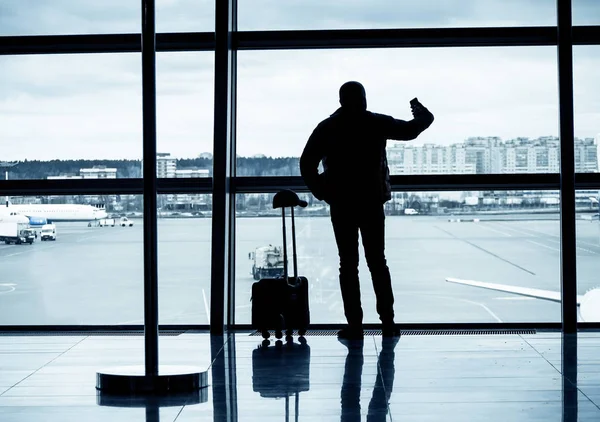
top-left (0, 0), bottom-right (214, 35)
top-left (238, 0), bottom-right (558, 30)
top-left (0, 1), bottom-right (598, 161)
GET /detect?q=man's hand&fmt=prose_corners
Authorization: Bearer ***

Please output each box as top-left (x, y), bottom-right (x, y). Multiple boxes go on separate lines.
top-left (410, 100), bottom-right (430, 119)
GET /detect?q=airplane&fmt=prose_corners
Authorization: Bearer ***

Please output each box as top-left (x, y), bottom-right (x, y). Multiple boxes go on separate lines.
top-left (0, 201), bottom-right (108, 227)
top-left (446, 277), bottom-right (600, 322)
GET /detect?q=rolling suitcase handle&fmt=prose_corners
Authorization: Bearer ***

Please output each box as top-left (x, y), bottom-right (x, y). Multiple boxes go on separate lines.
top-left (284, 392), bottom-right (300, 422)
top-left (273, 190), bottom-right (307, 286)
top-left (281, 206), bottom-right (299, 285)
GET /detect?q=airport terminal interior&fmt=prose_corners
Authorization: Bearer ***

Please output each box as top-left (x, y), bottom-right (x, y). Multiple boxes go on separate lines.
top-left (1, 1), bottom-right (600, 421)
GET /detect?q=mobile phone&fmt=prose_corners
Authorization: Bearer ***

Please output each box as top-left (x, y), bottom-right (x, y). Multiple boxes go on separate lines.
top-left (410, 97), bottom-right (419, 107)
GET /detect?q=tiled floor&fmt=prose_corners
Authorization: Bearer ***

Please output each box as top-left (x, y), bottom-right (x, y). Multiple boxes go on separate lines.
top-left (0, 331), bottom-right (599, 421)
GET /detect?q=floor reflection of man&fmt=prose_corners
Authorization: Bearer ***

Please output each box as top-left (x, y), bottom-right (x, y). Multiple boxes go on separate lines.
top-left (340, 337), bottom-right (398, 422)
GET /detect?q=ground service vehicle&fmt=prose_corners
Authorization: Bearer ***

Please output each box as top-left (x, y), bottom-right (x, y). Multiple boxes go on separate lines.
top-left (249, 245), bottom-right (285, 280)
top-left (119, 217), bottom-right (134, 227)
top-left (40, 224), bottom-right (57, 241)
top-left (97, 218), bottom-right (115, 227)
top-left (0, 222), bottom-right (35, 245)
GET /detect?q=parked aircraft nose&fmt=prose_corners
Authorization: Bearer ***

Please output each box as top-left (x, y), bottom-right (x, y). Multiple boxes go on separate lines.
top-left (580, 289), bottom-right (600, 322)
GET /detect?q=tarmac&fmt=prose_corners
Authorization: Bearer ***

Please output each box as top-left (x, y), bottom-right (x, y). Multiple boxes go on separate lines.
top-left (0, 215), bottom-right (598, 325)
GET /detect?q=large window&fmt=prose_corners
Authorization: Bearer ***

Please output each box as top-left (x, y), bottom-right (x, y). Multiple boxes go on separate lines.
top-left (156, 52), bottom-right (215, 177)
top-left (573, 46), bottom-right (600, 174)
top-left (158, 194), bottom-right (212, 325)
top-left (0, 0), bottom-right (216, 36)
top-left (1, 1), bottom-right (597, 329)
top-left (576, 189), bottom-right (600, 323)
top-left (237, 47), bottom-right (559, 176)
top-left (0, 195), bottom-right (143, 325)
top-left (235, 191), bottom-right (561, 324)
top-left (0, 1), bottom-right (139, 36)
top-left (238, 0), bottom-right (556, 31)
top-left (0, 53), bottom-right (142, 179)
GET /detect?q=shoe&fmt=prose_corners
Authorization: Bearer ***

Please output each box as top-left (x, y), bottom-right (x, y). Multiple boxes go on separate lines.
top-left (337, 327), bottom-right (364, 340)
top-left (382, 324), bottom-right (401, 338)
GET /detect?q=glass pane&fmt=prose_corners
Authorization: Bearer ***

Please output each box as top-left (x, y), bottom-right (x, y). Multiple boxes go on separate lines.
top-left (239, 0), bottom-right (556, 31)
top-left (573, 0), bottom-right (600, 25)
top-left (0, 1), bottom-right (139, 36)
top-left (158, 194), bottom-right (212, 324)
top-left (573, 46), bottom-right (600, 174)
top-left (0, 0), bottom-right (215, 36)
top-left (0, 53), bottom-right (142, 179)
top-left (577, 189), bottom-right (600, 323)
top-left (156, 0), bottom-right (215, 33)
top-left (235, 190), bottom-right (560, 324)
top-left (0, 194), bottom-right (143, 325)
top-left (156, 52), bottom-right (214, 174)
top-left (237, 47), bottom-right (558, 176)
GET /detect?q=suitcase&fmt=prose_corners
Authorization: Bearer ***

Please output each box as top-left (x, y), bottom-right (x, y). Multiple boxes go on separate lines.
top-left (252, 339), bottom-right (310, 421)
top-left (251, 190), bottom-right (311, 340)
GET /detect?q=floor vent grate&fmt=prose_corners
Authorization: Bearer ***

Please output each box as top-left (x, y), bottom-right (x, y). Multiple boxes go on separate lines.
top-left (249, 329), bottom-right (536, 337)
top-left (0, 331), bottom-right (186, 337)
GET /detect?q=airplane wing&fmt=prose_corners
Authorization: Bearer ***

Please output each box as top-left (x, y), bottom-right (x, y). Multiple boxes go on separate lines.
top-left (446, 277), bottom-right (583, 305)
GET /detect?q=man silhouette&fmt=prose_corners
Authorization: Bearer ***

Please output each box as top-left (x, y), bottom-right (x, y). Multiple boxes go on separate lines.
top-left (300, 81), bottom-right (434, 339)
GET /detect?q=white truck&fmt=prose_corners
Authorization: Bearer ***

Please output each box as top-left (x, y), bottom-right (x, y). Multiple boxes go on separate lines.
top-left (97, 218), bottom-right (115, 227)
top-left (404, 208), bottom-right (419, 215)
top-left (0, 222), bottom-right (35, 245)
top-left (40, 223), bottom-right (57, 241)
top-left (249, 245), bottom-right (285, 280)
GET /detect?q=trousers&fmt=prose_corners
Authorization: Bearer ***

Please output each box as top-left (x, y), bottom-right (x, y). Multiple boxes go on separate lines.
top-left (330, 202), bottom-right (395, 327)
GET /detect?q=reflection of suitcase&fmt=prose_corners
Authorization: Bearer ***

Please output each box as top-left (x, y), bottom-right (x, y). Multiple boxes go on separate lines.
top-left (252, 339), bottom-right (310, 421)
top-left (251, 190), bottom-right (310, 339)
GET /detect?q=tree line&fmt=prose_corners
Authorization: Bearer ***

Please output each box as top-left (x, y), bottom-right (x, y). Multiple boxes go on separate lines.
top-left (7, 157), bottom-right (300, 179)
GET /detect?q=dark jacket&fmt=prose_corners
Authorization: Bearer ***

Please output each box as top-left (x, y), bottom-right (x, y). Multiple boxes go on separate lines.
top-left (300, 106), bottom-right (434, 205)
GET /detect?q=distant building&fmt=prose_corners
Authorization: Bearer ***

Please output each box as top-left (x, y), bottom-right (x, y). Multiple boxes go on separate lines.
top-left (175, 168), bottom-right (210, 178)
top-left (80, 166), bottom-right (117, 179)
top-left (387, 136), bottom-right (598, 175)
top-left (156, 153), bottom-right (177, 178)
top-left (47, 174), bottom-right (83, 180)
top-left (174, 168), bottom-right (210, 203)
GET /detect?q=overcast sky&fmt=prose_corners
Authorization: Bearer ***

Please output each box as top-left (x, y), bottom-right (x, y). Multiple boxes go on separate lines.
top-left (0, 0), bottom-right (599, 161)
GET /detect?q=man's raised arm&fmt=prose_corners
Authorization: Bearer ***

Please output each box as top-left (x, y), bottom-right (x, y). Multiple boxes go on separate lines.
top-left (381, 102), bottom-right (434, 141)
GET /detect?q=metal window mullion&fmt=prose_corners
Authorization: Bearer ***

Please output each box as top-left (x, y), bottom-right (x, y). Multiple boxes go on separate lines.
top-left (141, 0), bottom-right (159, 375)
top-left (557, 0), bottom-right (577, 333)
top-left (211, 0), bottom-right (236, 335)
top-left (227, 41), bottom-right (238, 328)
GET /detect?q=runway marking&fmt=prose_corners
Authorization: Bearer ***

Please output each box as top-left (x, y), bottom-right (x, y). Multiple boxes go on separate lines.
top-left (491, 222), bottom-right (535, 237)
top-left (526, 239), bottom-right (598, 255)
top-left (202, 288), bottom-right (210, 324)
top-left (0, 243), bottom-right (62, 258)
top-left (405, 291), bottom-right (503, 323)
top-left (0, 283), bottom-right (16, 295)
top-left (526, 240), bottom-right (560, 252)
top-left (434, 225), bottom-right (536, 276)
top-left (495, 296), bottom-right (534, 301)
top-left (477, 224), bottom-right (513, 237)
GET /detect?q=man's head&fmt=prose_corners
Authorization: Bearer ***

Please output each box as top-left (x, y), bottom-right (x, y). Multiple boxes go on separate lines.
top-left (339, 81), bottom-right (367, 111)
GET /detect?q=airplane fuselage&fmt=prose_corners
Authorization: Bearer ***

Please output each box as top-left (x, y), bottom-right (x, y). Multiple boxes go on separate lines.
top-left (0, 204), bottom-right (108, 223)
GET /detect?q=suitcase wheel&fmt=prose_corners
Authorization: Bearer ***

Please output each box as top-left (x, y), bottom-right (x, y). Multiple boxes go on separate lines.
top-left (275, 330), bottom-right (283, 339)
top-left (261, 339), bottom-right (270, 348)
top-left (261, 330), bottom-right (270, 339)
top-left (298, 328), bottom-right (307, 337)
